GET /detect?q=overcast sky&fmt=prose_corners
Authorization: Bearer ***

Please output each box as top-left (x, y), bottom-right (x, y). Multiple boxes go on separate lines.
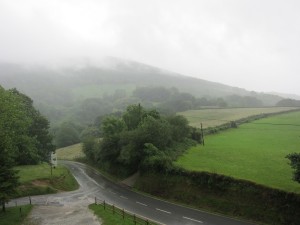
top-left (0, 0), bottom-right (299, 95)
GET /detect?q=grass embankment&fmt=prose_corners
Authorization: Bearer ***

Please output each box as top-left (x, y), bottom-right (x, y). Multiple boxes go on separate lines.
top-left (176, 110), bottom-right (300, 193)
top-left (0, 205), bottom-right (32, 225)
top-left (89, 203), bottom-right (158, 225)
top-left (179, 107), bottom-right (298, 128)
top-left (14, 163), bottom-right (79, 197)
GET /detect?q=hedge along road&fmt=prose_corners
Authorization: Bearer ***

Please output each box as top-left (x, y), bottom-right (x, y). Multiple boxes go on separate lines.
top-left (8, 161), bottom-right (257, 225)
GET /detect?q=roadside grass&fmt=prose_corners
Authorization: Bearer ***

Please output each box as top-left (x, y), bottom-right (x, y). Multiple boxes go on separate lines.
top-left (56, 143), bottom-right (85, 160)
top-left (13, 163), bottom-right (79, 197)
top-left (89, 203), bottom-right (158, 225)
top-left (179, 107), bottom-right (298, 128)
top-left (176, 110), bottom-right (300, 193)
top-left (0, 205), bottom-right (32, 225)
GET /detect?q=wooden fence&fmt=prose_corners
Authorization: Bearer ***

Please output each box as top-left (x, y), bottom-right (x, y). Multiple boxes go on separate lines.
top-left (94, 197), bottom-right (164, 225)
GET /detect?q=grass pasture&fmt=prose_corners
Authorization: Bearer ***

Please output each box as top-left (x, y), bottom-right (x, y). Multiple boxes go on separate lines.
top-left (176, 110), bottom-right (300, 193)
top-left (179, 107), bottom-right (298, 128)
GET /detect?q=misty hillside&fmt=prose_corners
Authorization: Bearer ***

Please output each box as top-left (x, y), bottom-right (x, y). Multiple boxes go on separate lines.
top-left (0, 58), bottom-right (289, 130)
top-left (0, 58), bottom-right (288, 147)
top-left (0, 59), bottom-right (282, 107)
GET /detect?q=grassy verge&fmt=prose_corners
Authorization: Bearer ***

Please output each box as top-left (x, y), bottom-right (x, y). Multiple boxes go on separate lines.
top-left (13, 163), bottom-right (79, 198)
top-left (89, 203), bottom-right (158, 225)
top-left (176, 110), bottom-right (300, 193)
top-left (0, 205), bottom-right (32, 225)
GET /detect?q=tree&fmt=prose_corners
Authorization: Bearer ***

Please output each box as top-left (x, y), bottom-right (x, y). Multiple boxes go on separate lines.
top-left (83, 104), bottom-right (196, 176)
top-left (138, 115), bottom-right (172, 150)
top-left (0, 87), bottom-right (55, 210)
top-left (54, 122), bottom-right (81, 148)
top-left (140, 143), bottom-right (172, 172)
top-left (286, 153), bottom-right (300, 183)
top-left (8, 88), bottom-right (55, 164)
top-left (0, 87), bottom-right (26, 211)
top-left (0, 151), bottom-right (19, 212)
top-left (276, 99), bottom-right (300, 107)
top-left (102, 116), bottom-right (125, 137)
top-left (123, 104), bottom-right (145, 130)
top-left (167, 115), bottom-right (190, 142)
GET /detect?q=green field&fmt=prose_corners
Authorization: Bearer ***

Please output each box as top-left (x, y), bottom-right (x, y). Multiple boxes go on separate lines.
top-left (179, 107), bottom-right (298, 128)
top-left (176, 110), bottom-right (300, 193)
top-left (56, 143), bottom-right (84, 160)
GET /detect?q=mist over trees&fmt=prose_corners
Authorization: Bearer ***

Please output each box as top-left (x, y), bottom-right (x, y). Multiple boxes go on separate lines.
top-left (276, 99), bottom-right (300, 107)
top-left (0, 61), bottom-right (294, 146)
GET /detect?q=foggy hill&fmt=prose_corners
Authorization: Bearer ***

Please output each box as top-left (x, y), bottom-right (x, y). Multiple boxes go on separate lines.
top-left (0, 58), bottom-right (282, 108)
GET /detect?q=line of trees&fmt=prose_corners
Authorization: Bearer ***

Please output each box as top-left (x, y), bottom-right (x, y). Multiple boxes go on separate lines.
top-left (83, 104), bottom-right (202, 177)
top-left (286, 153), bottom-right (300, 183)
top-left (0, 86), bottom-right (54, 211)
top-left (46, 86), bottom-right (269, 148)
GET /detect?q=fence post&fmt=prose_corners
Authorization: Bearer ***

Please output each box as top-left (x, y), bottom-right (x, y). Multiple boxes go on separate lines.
top-left (95, 197), bottom-right (97, 205)
top-left (133, 214), bottom-right (136, 225)
top-left (122, 209), bottom-right (125, 219)
top-left (29, 196), bottom-right (31, 205)
top-left (19, 207), bottom-right (22, 217)
top-left (112, 205), bottom-right (115, 214)
top-left (103, 200), bottom-right (106, 210)
top-left (146, 219), bottom-right (149, 225)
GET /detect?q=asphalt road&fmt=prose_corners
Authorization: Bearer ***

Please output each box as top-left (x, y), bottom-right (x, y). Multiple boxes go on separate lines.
top-left (9, 161), bottom-right (258, 225)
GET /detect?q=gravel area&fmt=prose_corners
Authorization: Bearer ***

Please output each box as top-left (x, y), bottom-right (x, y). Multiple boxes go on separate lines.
top-left (23, 196), bottom-right (101, 225)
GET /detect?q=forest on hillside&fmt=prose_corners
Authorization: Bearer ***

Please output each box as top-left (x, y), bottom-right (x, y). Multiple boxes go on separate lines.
top-left (0, 61), bottom-right (295, 148)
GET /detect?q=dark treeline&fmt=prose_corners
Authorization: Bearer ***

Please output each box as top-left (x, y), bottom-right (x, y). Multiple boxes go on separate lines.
top-left (276, 98), bottom-right (300, 107)
top-left (83, 104), bottom-right (202, 177)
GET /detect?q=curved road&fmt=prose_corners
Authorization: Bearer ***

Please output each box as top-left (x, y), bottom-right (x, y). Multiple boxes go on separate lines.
top-left (9, 161), bottom-right (257, 225)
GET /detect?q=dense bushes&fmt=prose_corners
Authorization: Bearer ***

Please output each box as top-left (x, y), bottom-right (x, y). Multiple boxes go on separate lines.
top-left (286, 153), bottom-right (300, 183)
top-left (83, 104), bottom-right (198, 176)
top-left (136, 168), bottom-right (300, 225)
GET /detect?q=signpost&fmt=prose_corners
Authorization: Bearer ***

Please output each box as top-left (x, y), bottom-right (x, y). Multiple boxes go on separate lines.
top-left (50, 152), bottom-right (57, 176)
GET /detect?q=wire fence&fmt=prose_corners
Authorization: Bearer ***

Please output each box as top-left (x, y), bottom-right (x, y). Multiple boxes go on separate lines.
top-left (7, 196), bottom-right (164, 224)
top-left (94, 197), bottom-right (164, 225)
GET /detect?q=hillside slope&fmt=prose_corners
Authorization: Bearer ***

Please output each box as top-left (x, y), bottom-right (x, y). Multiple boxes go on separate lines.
top-left (0, 59), bottom-right (282, 107)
